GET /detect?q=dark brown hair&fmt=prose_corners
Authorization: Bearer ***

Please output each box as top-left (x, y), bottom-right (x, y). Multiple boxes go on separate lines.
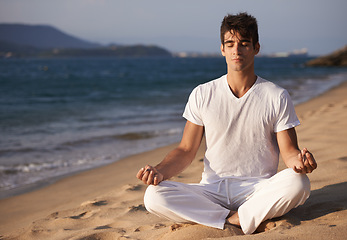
top-left (220, 12), bottom-right (259, 48)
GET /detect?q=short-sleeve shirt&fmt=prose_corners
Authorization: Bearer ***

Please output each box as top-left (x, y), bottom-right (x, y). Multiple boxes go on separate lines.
top-left (183, 75), bottom-right (300, 183)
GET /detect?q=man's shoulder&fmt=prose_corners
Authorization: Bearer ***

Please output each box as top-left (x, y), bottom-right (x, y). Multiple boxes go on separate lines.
top-left (256, 77), bottom-right (287, 95)
top-left (196, 74), bottom-right (226, 91)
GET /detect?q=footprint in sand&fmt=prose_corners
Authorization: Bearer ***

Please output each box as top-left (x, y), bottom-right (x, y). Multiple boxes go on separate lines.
top-left (48, 211), bottom-right (60, 219)
top-left (132, 223), bottom-right (167, 233)
top-left (69, 209), bottom-right (100, 220)
top-left (170, 223), bottom-right (190, 231)
top-left (94, 225), bottom-right (112, 230)
top-left (259, 214), bottom-right (300, 233)
top-left (123, 184), bottom-right (144, 192)
top-left (255, 220), bottom-right (277, 233)
top-left (338, 156), bottom-right (347, 162)
top-left (92, 200), bottom-right (108, 206)
top-left (153, 223), bottom-right (166, 229)
top-left (80, 199), bottom-right (108, 207)
top-left (163, 223), bottom-right (243, 239)
top-left (320, 103), bottom-right (335, 112)
top-left (127, 204), bottom-right (146, 213)
top-left (79, 232), bottom-right (123, 240)
top-left (69, 211), bottom-right (88, 219)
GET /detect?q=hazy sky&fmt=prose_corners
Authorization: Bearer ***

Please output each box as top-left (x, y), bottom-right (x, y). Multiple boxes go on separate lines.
top-left (1, 0), bottom-right (346, 56)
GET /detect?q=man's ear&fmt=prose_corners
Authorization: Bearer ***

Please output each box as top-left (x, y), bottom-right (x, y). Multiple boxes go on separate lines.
top-left (220, 43), bottom-right (226, 56)
top-left (254, 42), bottom-right (260, 55)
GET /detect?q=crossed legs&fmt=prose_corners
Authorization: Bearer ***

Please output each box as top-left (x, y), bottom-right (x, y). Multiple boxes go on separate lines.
top-left (144, 168), bottom-right (310, 234)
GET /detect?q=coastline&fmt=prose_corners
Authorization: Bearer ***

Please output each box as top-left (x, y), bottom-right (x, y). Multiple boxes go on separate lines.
top-left (1, 56), bottom-right (346, 197)
top-left (1, 81), bottom-right (347, 239)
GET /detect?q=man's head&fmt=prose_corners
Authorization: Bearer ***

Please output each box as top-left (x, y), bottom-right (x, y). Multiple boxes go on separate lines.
top-left (220, 12), bottom-right (259, 49)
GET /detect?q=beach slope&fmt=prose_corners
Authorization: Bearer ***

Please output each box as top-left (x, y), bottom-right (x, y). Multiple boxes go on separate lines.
top-left (1, 82), bottom-right (347, 240)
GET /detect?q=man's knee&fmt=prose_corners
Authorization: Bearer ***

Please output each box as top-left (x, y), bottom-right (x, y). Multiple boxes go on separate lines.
top-left (144, 184), bottom-right (161, 212)
top-left (144, 182), bottom-right (174, 213)
top-left (282, 169), bottom-right (311, 203)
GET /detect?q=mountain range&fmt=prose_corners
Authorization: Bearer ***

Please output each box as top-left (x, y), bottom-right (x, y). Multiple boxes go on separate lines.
top-left (0, 24), bottom-right (171, 58)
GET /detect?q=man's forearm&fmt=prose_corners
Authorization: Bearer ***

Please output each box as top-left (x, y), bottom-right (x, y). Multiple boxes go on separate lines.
top-left (137, 120), bottom-right (204, 185)
top-left (282, 149), bottom-right (301, 169)
top-left (155, 147), bottom-right (196, 181)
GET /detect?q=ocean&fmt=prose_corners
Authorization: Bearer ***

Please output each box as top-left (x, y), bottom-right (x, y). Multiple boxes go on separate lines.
top-left (1, 56), bottom-right (346, 199)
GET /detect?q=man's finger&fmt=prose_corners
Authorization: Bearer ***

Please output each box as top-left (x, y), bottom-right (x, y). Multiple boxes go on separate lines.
top-left (153, 175), bottom-right (158, 185)
top-left (293, 166), bottom-right (301, 173)
top-left (142, 169), bottom-right (150, 184)
top-left (136, 168), bottom-right (145, 180)
top-left (302, 163), bottom-right (311, 173)
top-left (303, 154), bottom-right (311, 171)
top-left (301, 149), bottom-right (307, 162)
top-left (306, 152), bottom-right (317, 169)
top-left (147, 170), bottom-right (155, 185)
top-left (144, 165), bottom-right (151, 171)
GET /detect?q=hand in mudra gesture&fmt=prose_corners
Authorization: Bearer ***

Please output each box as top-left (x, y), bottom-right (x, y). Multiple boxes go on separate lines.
top-left (136, 165), bottom-right (164, 185)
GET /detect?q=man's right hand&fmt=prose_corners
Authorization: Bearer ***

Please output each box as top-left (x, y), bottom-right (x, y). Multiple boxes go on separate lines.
top-left (136, 165), bottom-right (164, 185)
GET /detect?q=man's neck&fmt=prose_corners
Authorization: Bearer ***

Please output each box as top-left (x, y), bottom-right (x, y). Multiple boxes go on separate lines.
top-left (226, 71), bottom-right (257, 98)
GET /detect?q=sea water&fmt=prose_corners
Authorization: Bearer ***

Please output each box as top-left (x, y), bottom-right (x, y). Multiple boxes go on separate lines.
top-left (0, 56), bottom-right (346, 198)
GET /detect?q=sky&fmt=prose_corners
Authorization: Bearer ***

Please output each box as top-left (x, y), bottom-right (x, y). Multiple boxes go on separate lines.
top-left (0, 0), bottom-right (346, 56)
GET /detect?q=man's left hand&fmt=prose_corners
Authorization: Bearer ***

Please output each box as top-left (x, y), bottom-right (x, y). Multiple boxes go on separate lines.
top-left (294, 148), bottom-right (317, 174)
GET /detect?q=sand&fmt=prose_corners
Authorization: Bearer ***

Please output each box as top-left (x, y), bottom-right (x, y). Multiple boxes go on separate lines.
top-left (1, 81), bottom-right (347, 240)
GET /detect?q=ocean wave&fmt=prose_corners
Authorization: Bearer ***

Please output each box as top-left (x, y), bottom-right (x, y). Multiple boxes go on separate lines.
top-left (0, 147), bottom-right (38, 157)
top-left (0, 127), bottom-right (184, 159)
top-left (290, 72), bottom-right (347, 105)
top-left (0, 156), bottom-right (111, 191)
top-left (60, 128), bottom-right (183, 147)
top-left (0, 127), bottom-right (184, 192)
top-left (0, 161), bottom-right (65, 175)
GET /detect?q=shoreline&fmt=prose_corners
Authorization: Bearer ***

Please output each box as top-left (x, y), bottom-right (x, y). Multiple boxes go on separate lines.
top-left (1, 81), bottom-right (347, 239)
top-left (1, 66), bottom-right (346, 199)
top-left (0, 78), bottom-right (344, 200)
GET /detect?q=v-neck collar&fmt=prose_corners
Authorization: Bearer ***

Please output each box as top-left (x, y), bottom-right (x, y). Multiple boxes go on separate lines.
top-left (223, 75), bottom-right (259, 101)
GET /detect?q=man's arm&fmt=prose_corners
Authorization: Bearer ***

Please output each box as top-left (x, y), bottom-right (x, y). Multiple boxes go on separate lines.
top-left (276, 127), bottom-right (317, 174)
top-left (136, 120), bottom-right (204, 185)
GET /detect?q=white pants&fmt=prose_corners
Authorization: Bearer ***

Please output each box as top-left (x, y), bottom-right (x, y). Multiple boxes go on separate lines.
top-left (144, 168), bottom-right (310, 234)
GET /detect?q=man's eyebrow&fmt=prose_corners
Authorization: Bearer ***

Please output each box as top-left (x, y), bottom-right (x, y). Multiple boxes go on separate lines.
top-left (224, 39), bottom-right (251, 44)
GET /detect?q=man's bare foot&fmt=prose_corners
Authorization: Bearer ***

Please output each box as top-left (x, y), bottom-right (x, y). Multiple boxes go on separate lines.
top-left (226, 211), bottom-right (241, 228)
top-left (255, 220), bottom-right (277, 233)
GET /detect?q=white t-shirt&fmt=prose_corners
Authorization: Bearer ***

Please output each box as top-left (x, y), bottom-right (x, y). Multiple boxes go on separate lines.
top-left (183, 75), bottom-right (300, 183)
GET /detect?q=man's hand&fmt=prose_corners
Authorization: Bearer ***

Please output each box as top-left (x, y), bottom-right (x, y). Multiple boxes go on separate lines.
top-left (136, 121), bottom-right (204, 186)
top-left (293, 148), bottom-right (317, 174)
top-left (136, 165), bottom-right (164, 185)
top-left (277, 128), bottom-right (317, 174)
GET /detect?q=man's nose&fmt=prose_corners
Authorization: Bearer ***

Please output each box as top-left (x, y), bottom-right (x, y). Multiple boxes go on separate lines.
top-left (233, 43), bottom-right (241, 55)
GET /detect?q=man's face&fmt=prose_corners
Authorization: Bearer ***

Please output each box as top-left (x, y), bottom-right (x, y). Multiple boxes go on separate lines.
top-left (221, 31), bottom-right (260, 73)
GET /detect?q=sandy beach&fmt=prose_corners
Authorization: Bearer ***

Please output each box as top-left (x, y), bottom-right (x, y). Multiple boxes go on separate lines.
top-left (1, 81), bottom-right (347, 240)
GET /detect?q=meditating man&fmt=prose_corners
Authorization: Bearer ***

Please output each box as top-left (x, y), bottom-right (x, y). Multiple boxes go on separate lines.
top-left (136, 12), bottom-right (317, 234)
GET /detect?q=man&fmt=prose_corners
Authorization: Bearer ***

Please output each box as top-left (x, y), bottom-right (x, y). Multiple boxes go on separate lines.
top-left (136, 12), bottom-right (317, 234)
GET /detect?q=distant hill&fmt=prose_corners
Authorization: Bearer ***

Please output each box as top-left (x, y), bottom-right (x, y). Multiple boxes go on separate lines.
top-left (39, 45), bottom-right (172, 58)
top-left (306, 45), bottom-right (347, 67)
top-left (0, 24), bottom-right (100, 49)
top-left (0, 24), bottom-right (172, 58)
